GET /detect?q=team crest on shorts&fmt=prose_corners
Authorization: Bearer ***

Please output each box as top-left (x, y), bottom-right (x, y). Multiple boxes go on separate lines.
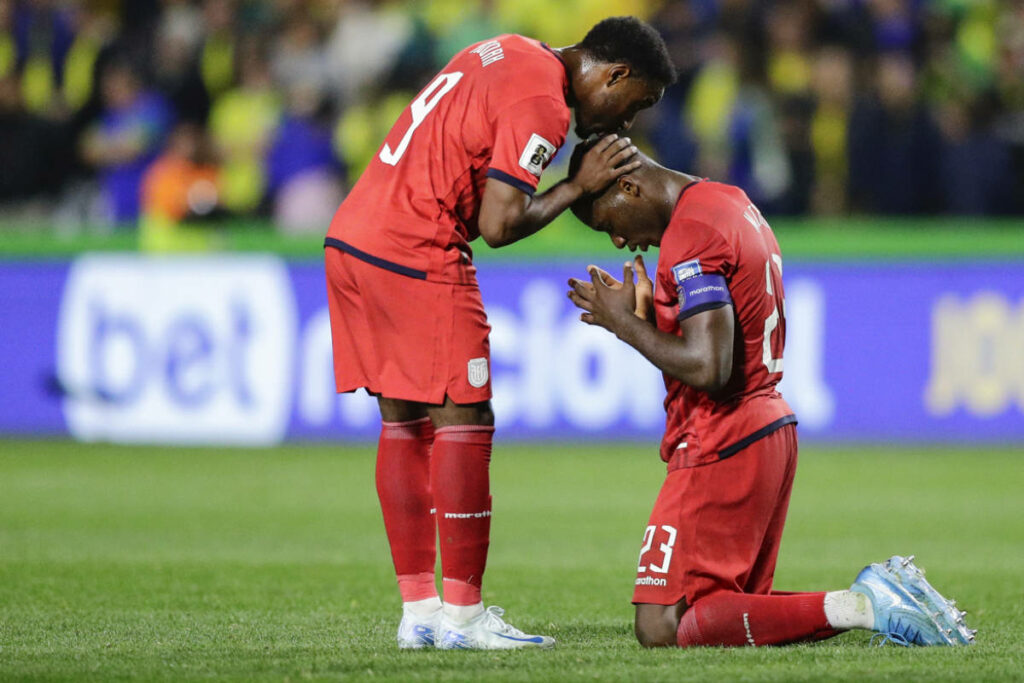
top-left (467, 357), bottom-right (489, 388)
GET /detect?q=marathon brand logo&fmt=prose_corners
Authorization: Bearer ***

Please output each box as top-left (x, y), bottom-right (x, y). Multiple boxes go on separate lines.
top-left (519, 133), bottom-right (556, 177)
top-left (635, 576), bottom-right (668, 587)
top-left (678, 273), bottom-right (732, 315)
top-left (444, 510), bottom-right (492, 519)
top-left (743, 613), bottom-right (757, 646)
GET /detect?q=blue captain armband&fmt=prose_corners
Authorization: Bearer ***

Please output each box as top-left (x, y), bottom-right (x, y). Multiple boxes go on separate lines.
top-left (676, 273), bottom-right (732, 321)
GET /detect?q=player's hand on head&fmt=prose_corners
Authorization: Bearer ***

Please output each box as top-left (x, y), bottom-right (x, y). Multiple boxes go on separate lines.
top-left (569, 134), bottom-right (640, 195)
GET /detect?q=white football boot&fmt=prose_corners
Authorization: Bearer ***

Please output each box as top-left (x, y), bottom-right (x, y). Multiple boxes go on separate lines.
top-left (397, 604), bottom-right (443, 649)
top-left (435, 606), bottom-right (555, 650)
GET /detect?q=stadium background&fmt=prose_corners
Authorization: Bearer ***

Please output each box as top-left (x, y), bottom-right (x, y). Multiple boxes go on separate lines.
top-left (0, 0), bottom-right (1022, 445)
top-left (1, 1), bottom-right (1023, 680)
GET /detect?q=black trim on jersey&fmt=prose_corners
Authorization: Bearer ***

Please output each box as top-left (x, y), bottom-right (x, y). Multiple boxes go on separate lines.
top-left (324, 237), bottom-right (427, 280)
top-left (540, 42), bottom-right (571, 77)
top-left (675, 179), bottom-right (703, 207)
top-left (540, 42), bottom-right (564, 63)
top-left (717, 414), bottom-right (797, 460)
top-left (486, 168), bottom-right (537, 196)
top-left (540, 43), bottom-right (573, 104)
top-left (676, 300), bottom-right (730, 322)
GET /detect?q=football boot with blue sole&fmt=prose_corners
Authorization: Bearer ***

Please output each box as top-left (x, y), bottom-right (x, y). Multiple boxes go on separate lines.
top-left (397, 605), bottom-right (442, 649)
top-left (435, 606), bottom-right (555, 650)
top-left (851, 555), bottom-right (976, 646)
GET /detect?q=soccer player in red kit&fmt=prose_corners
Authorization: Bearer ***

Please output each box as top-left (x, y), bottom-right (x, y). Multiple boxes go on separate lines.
top-left (566, 146), bottom-right (975, 649)
top-left (324, 18), bottom-right (677, 649)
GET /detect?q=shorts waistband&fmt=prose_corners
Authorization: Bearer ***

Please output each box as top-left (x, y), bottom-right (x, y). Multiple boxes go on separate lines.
top-left (668, 414), bottom-right (798, 471)
top-left (324, 237), bottom-right (427, 280)
top-left (718, 414), bottom-right (798, 460)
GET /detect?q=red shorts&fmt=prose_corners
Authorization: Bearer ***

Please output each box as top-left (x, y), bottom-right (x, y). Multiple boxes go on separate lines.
top-left (632, 424), bottom-right (798, 606)
top-left (324, 247), bottom-right (492, 405)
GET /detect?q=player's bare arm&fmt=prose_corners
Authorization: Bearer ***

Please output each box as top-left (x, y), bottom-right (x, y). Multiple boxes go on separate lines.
top-left (478, 134), bottom-right (640, 248)
top-left (568, 259), bottom-right (734, 392)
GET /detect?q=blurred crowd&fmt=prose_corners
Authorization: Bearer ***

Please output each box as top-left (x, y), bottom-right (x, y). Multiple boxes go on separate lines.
top-left (0, 0), bottom-right (1022, 239)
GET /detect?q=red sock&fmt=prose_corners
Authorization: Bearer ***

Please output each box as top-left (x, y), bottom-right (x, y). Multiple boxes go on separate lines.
top-left (431, 425), bottom-right (494, 606)
top-left (375, 417), bottom-right (437, 602)
top-left (396, 572), bottom-right (437, 603)
top-left (677, 591), bottom-right (837, 647)
top-left (769, 590), bottom-right (842, 641)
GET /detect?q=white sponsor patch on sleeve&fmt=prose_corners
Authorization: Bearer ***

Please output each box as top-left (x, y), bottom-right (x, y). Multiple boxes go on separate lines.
top-left (671, 259), bottom-right (702, 283)
top-left (518, 133), bottom-right (557, 177)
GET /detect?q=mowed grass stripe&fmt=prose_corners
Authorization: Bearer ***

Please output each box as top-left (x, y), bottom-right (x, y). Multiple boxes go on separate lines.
top-left (1, 440), bottom-right (1021, 681)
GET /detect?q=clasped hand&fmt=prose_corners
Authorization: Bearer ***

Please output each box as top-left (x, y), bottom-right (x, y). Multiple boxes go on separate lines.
top-left (567, 255), bottom-right (654, 335)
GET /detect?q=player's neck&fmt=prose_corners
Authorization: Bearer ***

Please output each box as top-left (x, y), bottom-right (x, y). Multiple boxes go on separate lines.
top-left (553, 45), bottom-right (583, 107)
top-left (658, 169), bottom-right (699, 224)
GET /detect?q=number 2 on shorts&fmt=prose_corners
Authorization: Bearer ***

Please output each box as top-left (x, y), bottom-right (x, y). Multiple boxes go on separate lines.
top-left (638, 525), bottom-right (677, 574)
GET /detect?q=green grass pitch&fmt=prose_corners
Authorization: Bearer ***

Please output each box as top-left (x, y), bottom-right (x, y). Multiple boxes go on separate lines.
top-left (1, 440), bottom-right (1022, 681)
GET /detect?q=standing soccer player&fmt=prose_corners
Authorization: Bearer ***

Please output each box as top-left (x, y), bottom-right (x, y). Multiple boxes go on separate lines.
top-left (324, 18), bottom-right (676, 649)
top-left (566, 146), bottom-right (975, 648)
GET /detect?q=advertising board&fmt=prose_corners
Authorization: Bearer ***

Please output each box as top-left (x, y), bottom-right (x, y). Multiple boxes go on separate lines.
top-left (0, 256), bottom-right (1020, 445)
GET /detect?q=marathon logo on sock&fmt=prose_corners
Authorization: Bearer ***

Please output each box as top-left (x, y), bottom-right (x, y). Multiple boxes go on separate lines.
top-left (742, 612), bottom-right (757, 646)
top-left (635, 576), bottom-right (667, 587)
top-left (444, 511), bottom-right (492, 519)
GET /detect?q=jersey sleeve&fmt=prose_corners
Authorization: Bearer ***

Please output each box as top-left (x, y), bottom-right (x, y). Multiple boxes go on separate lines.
top-left (657, 219), bottom-right (736, 321)
top-left (486, 95), bottom-right (570, 195)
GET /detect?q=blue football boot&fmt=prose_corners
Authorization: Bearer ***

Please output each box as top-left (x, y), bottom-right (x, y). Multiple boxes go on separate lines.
top-left (850, 555), bottom-right (976, 646)
top-left (885, 555), bottom-right (976, 645)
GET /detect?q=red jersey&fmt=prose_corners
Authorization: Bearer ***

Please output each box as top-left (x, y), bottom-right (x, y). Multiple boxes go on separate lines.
top-left (654, 181), bottom-right (795, 467)
top-left (326, 35), bottom-right (571, 284)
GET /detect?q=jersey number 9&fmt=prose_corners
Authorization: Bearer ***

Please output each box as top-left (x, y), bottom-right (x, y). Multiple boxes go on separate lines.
top-left (379, 72), bottom-right (464, 166)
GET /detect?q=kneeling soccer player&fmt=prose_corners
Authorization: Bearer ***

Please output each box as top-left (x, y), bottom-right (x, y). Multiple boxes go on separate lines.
top-left (565, 144), bottom-right (976, 648)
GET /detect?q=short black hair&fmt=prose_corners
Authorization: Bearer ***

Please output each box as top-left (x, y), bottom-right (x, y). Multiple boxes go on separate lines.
top-left (580, 17), bottom-right (677, 87)
top-left (568, 139), bottom-right (657, 226)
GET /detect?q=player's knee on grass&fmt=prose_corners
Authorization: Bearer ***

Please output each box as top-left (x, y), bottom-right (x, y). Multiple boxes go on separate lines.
top-left (635, 602), bottom-right (686, 648)
top-left (427, 397), bottom-right (494, 427)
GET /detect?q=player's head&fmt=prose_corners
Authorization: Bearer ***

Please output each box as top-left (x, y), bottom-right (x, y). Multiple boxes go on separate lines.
top-left (568, 141), bottom-right (670, 252)
top-left (571, 17), bottom-right (676, 137)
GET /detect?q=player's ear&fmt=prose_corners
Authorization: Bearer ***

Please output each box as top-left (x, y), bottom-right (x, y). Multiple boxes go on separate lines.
top-left (606, 64), bottom-right (631, 87)
top-left (618, 175), bottom-right (639, 197)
